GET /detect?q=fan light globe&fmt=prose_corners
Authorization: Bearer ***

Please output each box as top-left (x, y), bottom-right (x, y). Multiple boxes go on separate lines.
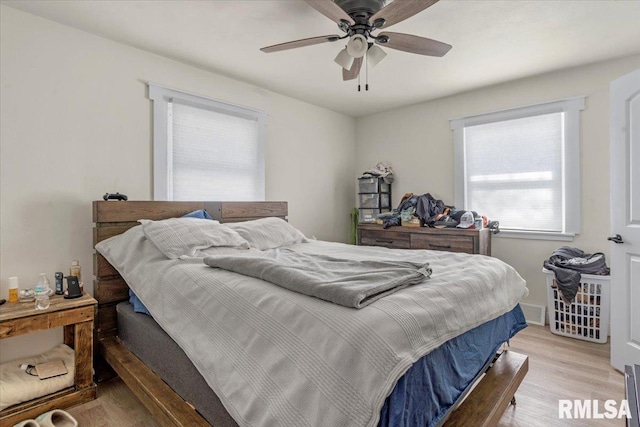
top-left (334, 48), bottom-right (354, 69)
top-left (367, 45), bottom-right (387, 68)
top-left (346, 34), bottom-right (367, 58)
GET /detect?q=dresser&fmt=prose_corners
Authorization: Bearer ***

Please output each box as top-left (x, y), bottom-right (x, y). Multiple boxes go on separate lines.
top-left (357, 224), bottom-right (491, 256)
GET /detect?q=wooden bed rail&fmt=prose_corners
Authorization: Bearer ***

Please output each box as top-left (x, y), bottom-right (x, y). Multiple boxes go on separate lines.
top-left (100, 337), bottom-right (209, 427)
top-left (445, 351), bottom-right (528, 426)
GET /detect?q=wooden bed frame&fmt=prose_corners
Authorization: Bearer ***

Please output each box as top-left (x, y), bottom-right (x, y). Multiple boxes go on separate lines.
top-left (92, 200), bottom-right (528, 427)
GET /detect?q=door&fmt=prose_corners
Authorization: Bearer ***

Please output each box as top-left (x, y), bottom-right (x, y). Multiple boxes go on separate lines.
top-left (610, 68), bottom-right (640, 370)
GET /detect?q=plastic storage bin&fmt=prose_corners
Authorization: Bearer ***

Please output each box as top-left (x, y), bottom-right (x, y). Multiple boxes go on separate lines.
top-left (358, 193), bottom-right (391, 209)
top-left (543, 268), bottom-right (610, 344)
top-left (359, 208), bottom-right (391, 224)
top-left (358, 177), bottom-right (391, 193)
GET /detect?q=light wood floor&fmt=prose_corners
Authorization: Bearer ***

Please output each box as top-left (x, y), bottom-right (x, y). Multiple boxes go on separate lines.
top-left (67, 325), bottom-right (625, 426)
top-left (498, 325), bottom-right (625, 427)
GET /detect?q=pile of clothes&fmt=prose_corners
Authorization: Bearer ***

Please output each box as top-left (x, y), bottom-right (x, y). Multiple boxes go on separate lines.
top-left (379, 192), bottom-right (485, 230)
top-left (361, 161), bottom-right (394, 184)
top-left (543, 247), bottom-right (610, 304)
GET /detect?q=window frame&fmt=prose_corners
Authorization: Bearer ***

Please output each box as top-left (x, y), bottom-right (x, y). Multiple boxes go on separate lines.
top-left (148, 82), bottom-right (267, 201)
top-left (450, 97), bottom-right (585, 240)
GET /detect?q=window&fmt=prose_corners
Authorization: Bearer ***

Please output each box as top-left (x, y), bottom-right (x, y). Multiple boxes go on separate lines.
top-left (149, 83), bottom-right (266, 201)
top-left (450, 97), bottom-right (585, 240)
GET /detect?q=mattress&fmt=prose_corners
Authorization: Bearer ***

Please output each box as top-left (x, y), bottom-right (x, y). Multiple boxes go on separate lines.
top-left (116, 302), bottom-right (237, 427)
top-left (116, 302), bottom-right (527, 427)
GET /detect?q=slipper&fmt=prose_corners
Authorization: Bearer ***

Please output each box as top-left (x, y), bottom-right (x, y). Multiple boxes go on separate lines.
top-left (12, 420), bottom-right (39, 427)
top-left (35, 410), bottom-right (77, 427)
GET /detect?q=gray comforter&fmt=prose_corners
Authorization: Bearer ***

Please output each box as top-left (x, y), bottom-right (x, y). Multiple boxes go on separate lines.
top-left (204, 250), bottom-right (432, 308)
top-left (96, 228), bottom-right (528, 427)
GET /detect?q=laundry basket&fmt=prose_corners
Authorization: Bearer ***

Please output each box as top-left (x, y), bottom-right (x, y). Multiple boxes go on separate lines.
top-left (544, 268), bottom-right (610, 343)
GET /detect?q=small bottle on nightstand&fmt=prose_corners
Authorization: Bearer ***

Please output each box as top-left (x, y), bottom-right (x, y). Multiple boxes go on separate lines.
top-left (55, 272), bottom-right (64, 295)
top-left (8, 277), bottom-right (19, 303)
top-left (34, 273), bottom-right (51, 310)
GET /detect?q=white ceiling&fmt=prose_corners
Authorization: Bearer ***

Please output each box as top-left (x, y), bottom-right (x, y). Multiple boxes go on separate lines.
top-left (4, 0), bottom-right (640, 117)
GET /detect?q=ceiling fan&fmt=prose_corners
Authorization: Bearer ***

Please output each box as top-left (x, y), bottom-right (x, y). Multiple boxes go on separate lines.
top-left (260, 0), bottom-right (452, 84)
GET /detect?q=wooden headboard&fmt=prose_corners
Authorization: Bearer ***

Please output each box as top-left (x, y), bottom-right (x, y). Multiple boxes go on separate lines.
top-left (92, 201), bottom-right (287, 341)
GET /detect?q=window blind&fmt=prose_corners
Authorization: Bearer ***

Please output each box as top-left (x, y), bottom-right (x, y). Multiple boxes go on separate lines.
top-left (464, 112), bottom-right (563, 232)
top-left (169, 100), bottom-right (264, 201)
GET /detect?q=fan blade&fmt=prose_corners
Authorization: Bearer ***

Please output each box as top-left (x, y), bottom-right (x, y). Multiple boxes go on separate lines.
top-left (261, 35), bottom-right (340, 53)
top-left (371, 0), bottom-right (439, 29)
top-left (305, 0), bottom-right (354, 25)
top-left (377, 32), bottom-right (451, 56)
top-left (343, 57), bottom-right (363, 81)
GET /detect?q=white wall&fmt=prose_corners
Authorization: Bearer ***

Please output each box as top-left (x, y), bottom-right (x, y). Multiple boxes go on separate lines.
top-left (0, 5), bottom-right (356, 362)
top-left (356, 54), bottom-right (640, 312)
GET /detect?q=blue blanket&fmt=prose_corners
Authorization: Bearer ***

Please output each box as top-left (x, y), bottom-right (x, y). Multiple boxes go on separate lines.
top-left (379, 305), bottom-right (527, 427)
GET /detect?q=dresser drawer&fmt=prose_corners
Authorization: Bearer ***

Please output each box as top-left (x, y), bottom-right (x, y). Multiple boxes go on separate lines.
top-left (359, 229), bottom-right (410, 249)
top-left (411, 233), bottom-right (476, 253)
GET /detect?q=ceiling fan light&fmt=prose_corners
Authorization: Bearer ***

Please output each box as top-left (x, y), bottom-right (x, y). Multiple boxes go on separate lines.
top-left (367, 45), bottom-right (387, 68)
top-left (334, 48), bottom-right (354, 69)
top-left (346, 34), bottom-right (367, 58)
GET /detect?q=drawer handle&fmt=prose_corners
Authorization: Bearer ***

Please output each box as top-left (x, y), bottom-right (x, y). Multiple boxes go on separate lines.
top-left (376, 239), bottom-right (394, 244)
top-left (430, 244), bottom-right (451, 249)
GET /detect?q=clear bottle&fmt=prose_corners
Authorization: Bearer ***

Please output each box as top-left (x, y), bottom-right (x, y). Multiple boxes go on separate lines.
top-left (34, 273), bottom-right (51, 310)
top-left (70, 260), bottom-right (81, 283)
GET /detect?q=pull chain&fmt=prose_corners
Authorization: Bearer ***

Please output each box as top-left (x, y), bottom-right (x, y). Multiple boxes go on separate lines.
top-left (364, 52), bottom-right (369, 91)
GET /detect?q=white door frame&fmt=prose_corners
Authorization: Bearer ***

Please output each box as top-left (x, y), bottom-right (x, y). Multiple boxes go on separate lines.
top-left (610, 68), bottom-right (640, 371)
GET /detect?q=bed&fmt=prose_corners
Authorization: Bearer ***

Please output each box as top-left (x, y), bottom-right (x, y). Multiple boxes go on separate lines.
top-left (92, 201), bottom-right (529, 427)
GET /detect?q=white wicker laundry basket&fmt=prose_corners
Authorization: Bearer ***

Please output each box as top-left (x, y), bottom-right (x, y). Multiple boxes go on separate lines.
top-left (544, 268), bottom-right (610, 344)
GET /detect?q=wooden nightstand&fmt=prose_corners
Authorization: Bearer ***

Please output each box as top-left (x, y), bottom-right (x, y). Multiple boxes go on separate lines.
top-left (0, 293), bottom-right (97, 426)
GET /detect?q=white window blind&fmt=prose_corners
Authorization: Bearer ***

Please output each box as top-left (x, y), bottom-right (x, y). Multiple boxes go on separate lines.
top-left (451, 97), bottom-right (585, 239)
top-left (149, 83), bottom-right (266, 201)
top-left (464, 113), bottom-right (563, 232)
top-left (170, 101), bottom-right (263, 201)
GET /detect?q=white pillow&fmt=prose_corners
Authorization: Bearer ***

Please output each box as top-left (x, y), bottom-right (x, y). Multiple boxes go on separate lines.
top-left (139, 218), bottom-right (250, 259)
top-left (226, 217), bottom-right (307, 250)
